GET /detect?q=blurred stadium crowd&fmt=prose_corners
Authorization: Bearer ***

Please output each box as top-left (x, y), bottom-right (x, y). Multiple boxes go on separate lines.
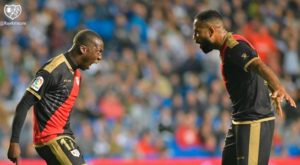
top-left (0, 0), bottom-right (300, 160)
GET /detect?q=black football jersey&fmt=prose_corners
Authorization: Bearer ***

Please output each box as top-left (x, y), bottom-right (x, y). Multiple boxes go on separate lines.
top-left (220, 33), bottom-right (274, 121)
top-left (26, 54), bottom-right (81, 144)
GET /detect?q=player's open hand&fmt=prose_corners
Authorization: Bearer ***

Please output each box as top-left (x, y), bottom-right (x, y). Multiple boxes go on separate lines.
top-left (271, 88), bottom-right (297, 117)
top-left (7, 142), bottom-right (20, 164)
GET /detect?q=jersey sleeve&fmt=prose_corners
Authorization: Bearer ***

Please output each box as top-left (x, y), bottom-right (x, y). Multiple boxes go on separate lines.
top-left (26, 70), bottom-right (54, 100)
top-left (10, 91), bottom-right (38, 143)
top-left (226, 41), bottom-right (259, 72)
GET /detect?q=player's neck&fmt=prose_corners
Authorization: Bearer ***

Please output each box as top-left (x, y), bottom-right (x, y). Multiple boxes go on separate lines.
top-left (215, 30), bottom-right (228, 49)
top-left (66, 48), bottom-right (81, 67)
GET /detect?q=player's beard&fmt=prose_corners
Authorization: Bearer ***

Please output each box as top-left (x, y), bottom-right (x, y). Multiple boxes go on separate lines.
top-left (78, 62), bottom-right (90, 70)
top-left (200, 39), bottom-right (217, 53)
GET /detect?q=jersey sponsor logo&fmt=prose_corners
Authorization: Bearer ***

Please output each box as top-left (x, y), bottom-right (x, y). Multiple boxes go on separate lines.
top-left (70, 149), bottom-right (80, 157)
top-left (31, 76), bottom-right (44, 91)
top-left (237, 156), bottom-right (245, 160)
top-left (64, 79), bottom-right (72, 83)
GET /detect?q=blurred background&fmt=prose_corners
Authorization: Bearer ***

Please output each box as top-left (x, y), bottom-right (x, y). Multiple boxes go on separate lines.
top-left (0, 0), bottom-right (300, 164)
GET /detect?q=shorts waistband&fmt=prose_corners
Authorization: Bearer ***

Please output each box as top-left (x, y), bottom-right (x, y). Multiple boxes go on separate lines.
top-left (232, 116), bottom-right (275, 125)
top-left (34, 135), bottom-right (74, 148)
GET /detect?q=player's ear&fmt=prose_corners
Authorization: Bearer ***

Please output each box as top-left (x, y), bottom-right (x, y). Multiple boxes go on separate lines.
top-left (208, 25), bottom-right (215, 37)
top-left (79, 45), bottom-right (87, 54)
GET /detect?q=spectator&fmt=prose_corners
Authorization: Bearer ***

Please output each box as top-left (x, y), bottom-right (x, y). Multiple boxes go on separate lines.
top-left (175, 111), bottom-right (201, 149)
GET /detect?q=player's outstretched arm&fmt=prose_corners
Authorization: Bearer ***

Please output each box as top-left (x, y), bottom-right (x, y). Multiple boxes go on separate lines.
top-left (248, 59), bottom-right (297, 117)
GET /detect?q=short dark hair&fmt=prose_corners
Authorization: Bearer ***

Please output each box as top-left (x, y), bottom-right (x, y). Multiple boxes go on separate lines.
top-left (195, 10), bottom-right (223, 22)
top-left (73, 29), bottom-right (102, 46)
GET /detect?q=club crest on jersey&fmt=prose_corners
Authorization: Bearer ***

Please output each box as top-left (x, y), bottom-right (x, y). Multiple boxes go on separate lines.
top-left (70, 149), bottom-right (80, 157)
top-left (31, 76), bottom-right (44, 91)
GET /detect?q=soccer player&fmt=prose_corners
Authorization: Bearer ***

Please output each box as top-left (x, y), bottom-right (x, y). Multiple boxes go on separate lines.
top-left (193, 10), bottom-right (296, 165)
top-left (7, 29), bottom-right (104, 165)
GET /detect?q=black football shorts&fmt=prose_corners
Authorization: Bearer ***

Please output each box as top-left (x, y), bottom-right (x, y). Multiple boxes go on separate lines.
top-left (222, 117), bottom-right (275, 165)
top-left (35, 135), bottom-right (86, 165)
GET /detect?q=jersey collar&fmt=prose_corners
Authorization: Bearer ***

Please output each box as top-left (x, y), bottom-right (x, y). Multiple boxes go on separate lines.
top-left (64, 53), bottom-right (78, 70)
top-left (220, 32), bottom-right (232, 54)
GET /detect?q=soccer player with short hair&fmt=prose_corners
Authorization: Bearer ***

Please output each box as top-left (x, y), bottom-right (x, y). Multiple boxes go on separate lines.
top-left (193, 10), bottom-right (296, 165)
top-left (7, 29), bottom-right (104, 165)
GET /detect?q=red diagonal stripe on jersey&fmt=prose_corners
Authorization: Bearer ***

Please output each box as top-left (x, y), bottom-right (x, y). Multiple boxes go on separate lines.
top-left (35, 70), bottom-right (80, 144)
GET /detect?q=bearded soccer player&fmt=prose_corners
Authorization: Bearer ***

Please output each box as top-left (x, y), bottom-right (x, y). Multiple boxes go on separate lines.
top-left (193, 10), bottom-right (296, 165)
top-left (7, 29), bottom-right (104, 165)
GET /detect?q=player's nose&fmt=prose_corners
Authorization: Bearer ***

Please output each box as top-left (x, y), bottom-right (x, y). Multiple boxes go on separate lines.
top-left (96, 53), bottom-right (102, 62)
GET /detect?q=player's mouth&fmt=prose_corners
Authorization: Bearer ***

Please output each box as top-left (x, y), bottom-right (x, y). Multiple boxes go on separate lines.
top-left (90, 59), bottom-right (101, 66)
top-left (94, 59), bottom-right (101, 64)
